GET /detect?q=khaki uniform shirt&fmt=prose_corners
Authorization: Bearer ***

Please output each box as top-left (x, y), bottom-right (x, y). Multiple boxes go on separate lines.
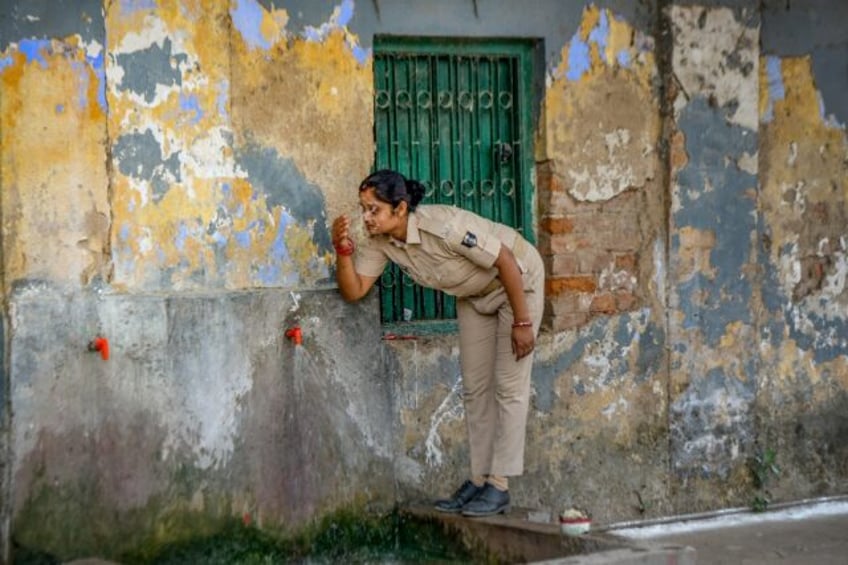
top-left (354, 205), bottom-right (525, 298)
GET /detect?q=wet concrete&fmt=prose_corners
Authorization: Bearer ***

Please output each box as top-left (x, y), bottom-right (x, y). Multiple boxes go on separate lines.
top-left (609, 498), bottom-right (848, 565)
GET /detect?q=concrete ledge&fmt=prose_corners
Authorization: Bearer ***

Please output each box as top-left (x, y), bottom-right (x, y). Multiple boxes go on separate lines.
top-left (404, 506), bottom-right (696, 564)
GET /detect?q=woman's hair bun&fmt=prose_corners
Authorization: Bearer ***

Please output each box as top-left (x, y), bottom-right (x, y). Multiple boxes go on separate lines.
top-left (405, 179), bottom-right (426, 207)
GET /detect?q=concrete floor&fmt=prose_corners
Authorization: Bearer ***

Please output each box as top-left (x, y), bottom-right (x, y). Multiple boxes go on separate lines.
top-left (609, 498), bottom-right (848, 565)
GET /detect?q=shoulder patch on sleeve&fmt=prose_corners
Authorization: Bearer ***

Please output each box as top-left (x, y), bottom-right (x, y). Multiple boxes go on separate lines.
top-left (461, 231), bottom-right (478, 248)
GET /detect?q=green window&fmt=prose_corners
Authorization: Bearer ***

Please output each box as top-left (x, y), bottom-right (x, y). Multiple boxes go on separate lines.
top-left (372, 37), bottom-right (537, 332)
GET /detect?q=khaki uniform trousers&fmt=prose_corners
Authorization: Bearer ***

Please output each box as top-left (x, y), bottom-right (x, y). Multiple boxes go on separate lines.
top-left (457, 243), bottom-right (544, 477)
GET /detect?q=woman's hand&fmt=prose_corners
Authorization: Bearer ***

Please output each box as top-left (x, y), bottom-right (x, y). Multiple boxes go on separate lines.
top-left (511, 325), bottom-right (535, 360)
top-left (332, 215), bottom-right (352, 249)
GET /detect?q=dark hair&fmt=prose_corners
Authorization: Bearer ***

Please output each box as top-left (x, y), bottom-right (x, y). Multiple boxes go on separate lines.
top-left (359, 170), bottom-right (426, 212)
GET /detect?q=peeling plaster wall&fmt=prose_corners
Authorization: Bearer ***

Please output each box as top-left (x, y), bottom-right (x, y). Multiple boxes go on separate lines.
top-left (1, 0), bottom-right (388, 560)
top-left (0, 0), bottom-right (846, 561)
top-left (757, 1), bottom-right (848, 501)
top-left (667, 4), bottom-right (763, 510)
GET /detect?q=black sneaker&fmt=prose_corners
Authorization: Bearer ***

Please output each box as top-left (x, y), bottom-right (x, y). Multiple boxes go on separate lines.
top-left (461, 483), bottom-right (510, 517)
top-left (434, 480), bottom-right (483, 513)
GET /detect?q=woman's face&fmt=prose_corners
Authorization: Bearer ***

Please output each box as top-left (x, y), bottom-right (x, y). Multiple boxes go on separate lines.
top-left (358, 187), bottom-right (406, 238)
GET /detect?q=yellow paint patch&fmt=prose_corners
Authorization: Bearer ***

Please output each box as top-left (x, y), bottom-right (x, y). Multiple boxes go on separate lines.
top-left (758, 53), bottom-right (847, 411)
top-left (759, 55), bottom-right (848, 264)
top-left (231, 26), bottom-right (373, 226)
top-left (1, 40), bottom-right (109, 288)
top-left (605, 14), bottom-right (633, 66)
top-left (578, 5), bottom-right (601, 41)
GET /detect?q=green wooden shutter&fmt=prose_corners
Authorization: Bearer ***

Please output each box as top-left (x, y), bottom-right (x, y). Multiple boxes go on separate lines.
top-left (373, 38), bottom-right (535, 329)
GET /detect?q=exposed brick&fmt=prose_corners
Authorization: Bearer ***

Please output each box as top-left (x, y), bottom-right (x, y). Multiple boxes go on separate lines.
top-left (549, 312), bottom-right (590, 332)
top-left (544, 297), bottom-right (590, 331)
top-left (544, 233), bottom-right (593, 255)
top-left (599, 188), bottom-right (640, 214)
top-left (577, 250), bottom-right (613, 274)
top-left (615, 252), bottom-right (639, 272)
top-left (615, 290), bottom-right (639, 311)
top-left (589, 293), bottom-right (617, 314)
top-left (571, 213), bottom-right (617, 234)
top-left (594, 228), bottom-right (641, 252)
top-left (540, 216), bottom-right (575, 234)
top-left (546, 276), bottom-right (597, 295)
top-left (543, 190), bottom-right (581, 216)
top-left (546, 292), bottom-right (586, 315)
top-left (545, 253), bottom-right (580, 276)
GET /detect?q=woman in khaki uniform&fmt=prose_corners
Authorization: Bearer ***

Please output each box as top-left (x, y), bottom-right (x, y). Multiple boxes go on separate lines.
top-left (332, 170), bottom-right (544, 517)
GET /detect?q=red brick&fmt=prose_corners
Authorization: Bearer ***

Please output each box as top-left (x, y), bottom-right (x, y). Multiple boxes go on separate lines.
top-left (546, 292), bottom-right (586, 315)
top-left (577, 250), bottom-right (613, 274)
top-left (615, 252), bottom-right (639, 272)
top-left (547, 253), bottom-right (580, 276)
top-left (540, 216), bottom-right (575, 234)
top-left (594, 228), bottom-right (641, 252)
top-left (543, 233), bottom-right (593, 255)
top-left (549, 312), bottom-right (589, 331)
top-left (546, 276), bottom-right (597, 295)
top-left (615, 290), bottom-right (639, 311)
top-left (589, 293), bottom-right (617, 314)
top-left (571, 213), bottom-right (616, 234)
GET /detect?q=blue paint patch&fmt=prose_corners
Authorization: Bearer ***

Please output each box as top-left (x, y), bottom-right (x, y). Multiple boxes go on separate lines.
top-left (179, 93), bottom-right (204, 124)
top-left (175, 222), bottom-right (189, 251)
top-left (234, 142), bottom-right (332, 254)
top-left (55, 104), bottom-right (64, 113)
top-left (533, 322), bottom-right (604, 410)
top-left (673, 97), bottom-right (758, 347)
top-left (302, 27), bottom-right (321, 42)
top-left (616, 49), bottom-right (630, 67)
top-left (0, 56), bottom-right (13, 70)
top-left (337, 0), bottom-right (354, 27)
top-left (256, 263), bottom-right (280, 285)
top-left (121, 0), bottom-right (157, 14)
top-left (119, 224), bottom-right (130, 240)
top-left (234, 230), bottom-right (252, 248)
top-left (787, 309), bottom-right (848, 363)
top-left (115, 38), bottom-right (186, 103)
top-left (533, 314), bottom-right (653, 411)
top-left (230, 0), bottom-right (271, 50)
top-left (763, 56), bottom-right (784, 122)
top-left (86, 51), bottom-right (107, 110)
top-left (351, 44), bottom-right (370, 65)
top-left (71, 60), bottom-right (89, 109)
top-left (636, 322), bottom-right (664, 383)
top-left (211, 231), bottom-right (228, 248)
top-left (588, 10), bottom-right (609, 53)
top-left (271, 210), bottom-right (292, 261)
top-left (113, 130), bottom-right (182, 200)
top-left (566, 37), bottom-right (591, 81)
top-left (670, 366), bottom-right (756, 479)
top-left (19, 39), bottom-right (51, 68)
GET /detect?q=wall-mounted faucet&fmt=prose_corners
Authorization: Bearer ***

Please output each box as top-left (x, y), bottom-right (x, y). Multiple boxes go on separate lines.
top-left (285, 326), bottom-right (303, 346)
top-left (88, 336), bottom-right (110, 360)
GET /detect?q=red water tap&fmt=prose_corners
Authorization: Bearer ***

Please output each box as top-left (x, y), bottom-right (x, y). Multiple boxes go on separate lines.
top-left (88, 336), bottom-right (110, 360)
top-left (285, 326), bottom-right (303, 345)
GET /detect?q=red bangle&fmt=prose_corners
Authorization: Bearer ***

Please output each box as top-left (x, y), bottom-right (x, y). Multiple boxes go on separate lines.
top-left (512, 320), bottom-right (533, 328)
top-left (334, 240), bottom-right (355, 256)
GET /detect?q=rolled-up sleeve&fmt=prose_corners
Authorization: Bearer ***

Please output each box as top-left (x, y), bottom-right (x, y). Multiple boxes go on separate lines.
top-left (354, 240), bottom-right (389, 277)
top-left (446, 211), bottom-right (509, 269)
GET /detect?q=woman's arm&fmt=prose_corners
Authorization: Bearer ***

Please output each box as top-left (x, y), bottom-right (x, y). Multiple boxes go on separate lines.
top-left (493, 244), bottom-right (535, 360)
top-left (332, 215), bottom-right (379, 302)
